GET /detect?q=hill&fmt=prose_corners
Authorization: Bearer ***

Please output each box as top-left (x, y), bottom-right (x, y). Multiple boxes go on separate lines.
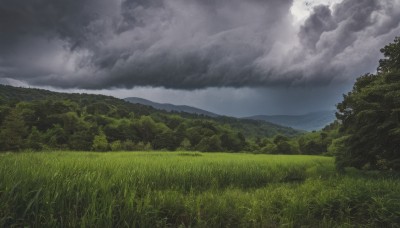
top-left (244, 110), bottom-right (336, 131)
top-left (125, 97), bottom-right (219, 117)
top-left (0, 84), bottom-right (300, 152)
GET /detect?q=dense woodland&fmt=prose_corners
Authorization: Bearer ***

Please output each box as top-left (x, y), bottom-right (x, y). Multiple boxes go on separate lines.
top-left (0, 85), bottom-right (301, 153)
top-left (0, 37), bottom-right (399, 171)
top-left (334, 37), bottom-right (400, 171)
top-left (0, 83), bottom-right (341, 155)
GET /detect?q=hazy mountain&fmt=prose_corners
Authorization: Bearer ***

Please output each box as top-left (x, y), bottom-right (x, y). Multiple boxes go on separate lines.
top-left (124, 96), bottom-right (329, 132)
top-left (244, 111), bottom-right (336, 131)
top-left (125, 97), bottom-right (219, 117)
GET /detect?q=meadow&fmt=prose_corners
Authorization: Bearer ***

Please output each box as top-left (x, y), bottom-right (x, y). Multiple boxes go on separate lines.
top-left (0, 152), bottom-right (399, 227)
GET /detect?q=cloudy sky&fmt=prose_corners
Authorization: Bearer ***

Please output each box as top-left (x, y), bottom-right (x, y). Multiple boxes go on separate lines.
top-left (0, 0), bottom-right (399, 116)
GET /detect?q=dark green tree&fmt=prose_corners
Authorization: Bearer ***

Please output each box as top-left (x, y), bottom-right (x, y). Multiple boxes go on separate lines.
top-left (92, 130), bottom-right (109, 152)
top-left (196, 135), bottom-right (223, 152)
top-left (378, 37), bottom-right (400, 74)
top-left (27, 127), bottom-right (43, 151)
top-left (152, 130), bottom-right (182, 151)
top-left (272, 135), bottom-right (297, 154)
top-left (136, 116), bottom-right (166, 143)
top-left (298, 132), bottom-right (328, 155)
top-left (45, 124), bottom-right (68, 149)
top-left (69, 129), bottom-right (94, 151)
top-left (220, 132), bottom-right (246, 152)
top-left (0, 109), bottom-right (28, 151)
top-left (336, 37), bottom-right (400, 170)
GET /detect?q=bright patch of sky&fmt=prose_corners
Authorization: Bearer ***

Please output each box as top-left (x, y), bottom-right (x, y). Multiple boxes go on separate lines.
top-left (290, 0), bottom-right (344, 24)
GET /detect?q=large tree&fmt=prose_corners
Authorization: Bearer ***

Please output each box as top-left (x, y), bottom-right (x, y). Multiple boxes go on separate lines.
top-left (0, 108), bottom-right (28, 151)
top-left (336, 37), bottom-right (400, 170)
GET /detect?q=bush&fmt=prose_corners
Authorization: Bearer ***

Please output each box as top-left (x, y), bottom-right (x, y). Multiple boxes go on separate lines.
top-left (92, 131), bottom-right (109, 152)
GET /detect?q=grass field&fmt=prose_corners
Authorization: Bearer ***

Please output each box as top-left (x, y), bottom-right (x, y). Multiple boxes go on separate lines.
top-left (1, 152), bottom-right (400, 227)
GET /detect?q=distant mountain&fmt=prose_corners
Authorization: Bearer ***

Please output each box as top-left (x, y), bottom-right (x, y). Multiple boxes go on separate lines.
top-left (124, 97), bottom-right (300, 137)
top-left (244, 110), bottom-right (336, 131)
top-left (125, 97), bottom-right (219, 117)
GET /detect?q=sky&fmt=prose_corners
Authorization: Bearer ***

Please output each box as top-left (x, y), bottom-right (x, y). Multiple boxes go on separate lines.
top-left (0, 0), bottom-right (399, 116)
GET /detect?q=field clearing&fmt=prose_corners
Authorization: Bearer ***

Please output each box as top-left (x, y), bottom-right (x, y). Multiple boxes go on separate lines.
top-left (1, 152), bottom-right (400, 227)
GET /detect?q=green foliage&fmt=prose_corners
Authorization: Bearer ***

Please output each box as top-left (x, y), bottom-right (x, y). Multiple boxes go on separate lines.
top-left (260, 143), bottom-right (278, 154)
top-left (378, 36), bottom-right (400, 74)
top-left (328, 136), bottom-right (351, 167)
top-left (110, 140), bottom-right (123, 151)
top-left (121, 140), bottom-right (135, 150)
top-left (0, 109), bottom-right (28, 151)
top-left (336, 37), bottom-right (400, 170)
top-left (68, 129), bottom-right (94, 151)
top-left (152, 130), bottom-right (182, 151)
top-left (92, 131), bottom-right (109, 152)
top-left (196, 135), bottom-right (223, 152)
top-left (220, 132), bottom-right (246, 152)
top-left (177, 138), bottom-right (192, 150)
top-left (271, 135), bottom-right (298, 154)
top-left (44, 124), bottom-right (68, 149)
top-left (136, 116), bottom-right (161, 142)
top-left (298, 132), bottom-right (330, 155)
top-left (26, 127), bottom-right (43, 151)
top-left (0, 84), bottom-right (301, 153)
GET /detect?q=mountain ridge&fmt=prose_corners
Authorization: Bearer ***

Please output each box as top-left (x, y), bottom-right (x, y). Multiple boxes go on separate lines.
top-left (124, 97), bottom-right (219, 117)
top-left (244, 110), bottom-right (336, 131)
top-left (124, 96), bottom-right (335, 131)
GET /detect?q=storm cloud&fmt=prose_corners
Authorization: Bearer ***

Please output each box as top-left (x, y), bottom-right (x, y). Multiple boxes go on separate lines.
top-left (0, 0), bottom-right (399, 89)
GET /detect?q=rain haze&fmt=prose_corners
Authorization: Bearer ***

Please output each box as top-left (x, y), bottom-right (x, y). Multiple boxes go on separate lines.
top-left (0, 0), bottom-right (399, 116)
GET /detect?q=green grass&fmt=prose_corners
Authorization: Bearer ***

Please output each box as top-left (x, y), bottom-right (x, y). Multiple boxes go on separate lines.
top-left (0, 152), bottom-right (399, 227)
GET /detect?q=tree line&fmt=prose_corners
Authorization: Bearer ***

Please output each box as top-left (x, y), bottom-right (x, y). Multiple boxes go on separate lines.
top-left (0, 99), bottom-right (246, 152)
top-left (0, 85), bottom-right (335, 154)
top-left (333, 37), bottom-right (400, 171)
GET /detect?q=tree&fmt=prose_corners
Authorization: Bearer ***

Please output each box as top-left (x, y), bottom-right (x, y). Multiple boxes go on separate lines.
top-left (136, 116), bottom-right (166, 143)
top-left (178, 138), bottom-right (192, 150)
top-left (92, 130), bottom-right (109, 152)
top-left (0, 106), bottom-right (11, 126)
top-left (272, 135), bottom-right (295, 154)
top-left (27, 127), bottom-right (43, 151)
top-left (69, 129), bottom-right (94, 151)
top-left (186, 126), bottom-right (214, 146)
top-left (195, 135), bottom-right (223, 152)
top-left (220, 132), bottom-right (246, 152)
top-left (152, 130), bottom-right (182, 151)
top-left (298, 132), bottom-right (328, 155)
top-left (45, 124), bottom-right (68, 149)
top-left (0, 109), bottom-right (28, 151)
top-left (259, 138), bottom-right (277, 154)
top-left (122, 140), bottom-right (136, 151)
top-left (378, 37), bottom-right (400, 74)
top-left (110, 140), bottom-right (123, 151)
top-left (336, 37), bottom-right (400, 170)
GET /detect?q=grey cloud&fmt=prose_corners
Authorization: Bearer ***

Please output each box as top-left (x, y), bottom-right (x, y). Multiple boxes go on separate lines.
top-left (299, 5), bottom-right (336, 50)
top-left (0, 0), bottom-right (399, 89)
top-left (292, 0), bottom-right (400, 84)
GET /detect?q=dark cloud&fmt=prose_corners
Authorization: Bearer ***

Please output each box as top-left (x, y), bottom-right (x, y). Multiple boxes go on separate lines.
top-left (0, 0), bottom-right (399, 89)
top-left (289, 0), bottom-right (400, 85)
top-left (299, 5), bottom-right (336, 50)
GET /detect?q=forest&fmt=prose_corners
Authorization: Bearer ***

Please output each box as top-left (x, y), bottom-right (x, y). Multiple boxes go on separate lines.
top-left (0, 84), bottom-right (336, 155)
top-left (0, 84), bottom-right (302, 153)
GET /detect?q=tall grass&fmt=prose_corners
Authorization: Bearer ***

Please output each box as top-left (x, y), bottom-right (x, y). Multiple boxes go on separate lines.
top-left (0, 152), bottom-right (399, 227)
